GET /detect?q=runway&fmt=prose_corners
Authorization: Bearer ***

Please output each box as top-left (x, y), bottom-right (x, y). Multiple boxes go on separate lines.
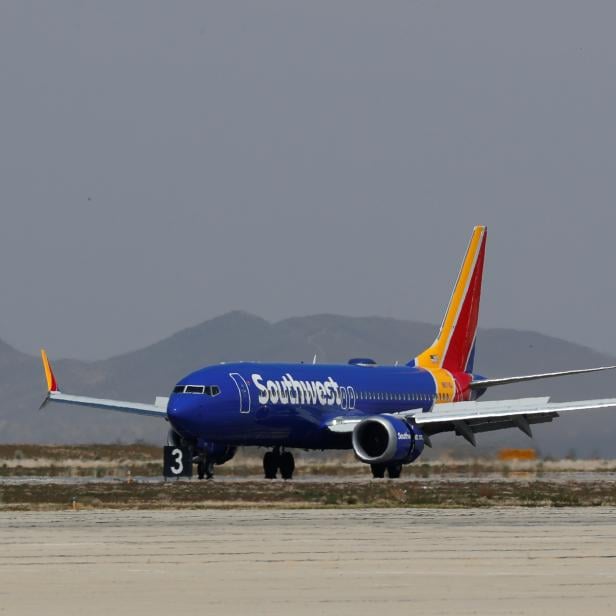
top-left (1, 508), bottom-right (616, 615)
top-left (4, 470), bottom-right (616, 484)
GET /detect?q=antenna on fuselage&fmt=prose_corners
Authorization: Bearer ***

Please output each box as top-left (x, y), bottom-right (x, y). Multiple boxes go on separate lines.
top-left (312, 354), bottom-right (318, 364)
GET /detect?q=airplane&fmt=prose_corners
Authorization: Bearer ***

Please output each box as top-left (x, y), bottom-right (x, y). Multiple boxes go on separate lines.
top-left (39, 225), bottom-right (616, 480)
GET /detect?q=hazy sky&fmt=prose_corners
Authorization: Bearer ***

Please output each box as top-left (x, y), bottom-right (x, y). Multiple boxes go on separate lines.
top-left (1, 1), bottom-right (616, 360)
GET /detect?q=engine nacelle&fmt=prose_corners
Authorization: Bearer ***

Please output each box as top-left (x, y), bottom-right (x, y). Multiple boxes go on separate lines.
top-left (352, 415), bottom-right (425, 465)
top-left (201, 441), bottom-right (237, 465)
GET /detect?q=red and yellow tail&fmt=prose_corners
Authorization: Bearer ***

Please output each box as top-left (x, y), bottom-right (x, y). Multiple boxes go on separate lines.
top-left (414, 226), bottom-right (487, 374)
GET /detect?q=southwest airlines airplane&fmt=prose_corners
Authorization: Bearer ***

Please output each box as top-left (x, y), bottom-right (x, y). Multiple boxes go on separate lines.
top-left (40, 226), bottom-right (616, 479)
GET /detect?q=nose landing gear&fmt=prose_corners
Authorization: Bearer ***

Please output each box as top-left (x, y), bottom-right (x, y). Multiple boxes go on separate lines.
top-left (263, 447), bottom-right (295, 480)
top-left (196, 457), bottom-right (215, 480)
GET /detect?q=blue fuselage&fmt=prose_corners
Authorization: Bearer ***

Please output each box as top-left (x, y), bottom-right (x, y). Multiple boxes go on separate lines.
top-left (167, 362), bottom-right (464, 450)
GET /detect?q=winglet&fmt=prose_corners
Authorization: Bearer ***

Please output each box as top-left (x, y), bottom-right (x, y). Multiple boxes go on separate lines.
top-left (40, 349), bottom-right (59, 393)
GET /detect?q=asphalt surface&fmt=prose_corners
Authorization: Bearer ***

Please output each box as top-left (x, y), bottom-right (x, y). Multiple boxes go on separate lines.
top-left (0, 508), bottom-right (616, 616)
top-left (1, 508), bottom-right (616, 615)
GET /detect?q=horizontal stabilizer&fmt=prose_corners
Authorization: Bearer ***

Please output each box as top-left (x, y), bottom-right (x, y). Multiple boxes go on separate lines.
top-left (470, 365), bottom-right (616, 389)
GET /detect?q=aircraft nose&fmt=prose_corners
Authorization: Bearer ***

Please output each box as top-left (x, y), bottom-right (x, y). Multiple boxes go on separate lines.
top-left (167, 395), bottom-right (201, 437)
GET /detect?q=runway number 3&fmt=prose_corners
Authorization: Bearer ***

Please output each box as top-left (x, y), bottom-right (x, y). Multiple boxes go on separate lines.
top-left (163, 445), bottom-right (192, 478)
top-left (170, 448), bottom-right (183, 475)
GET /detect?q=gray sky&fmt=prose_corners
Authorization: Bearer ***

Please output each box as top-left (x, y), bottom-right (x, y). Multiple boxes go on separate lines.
top-left (1, 1), bottom-right (616, 360)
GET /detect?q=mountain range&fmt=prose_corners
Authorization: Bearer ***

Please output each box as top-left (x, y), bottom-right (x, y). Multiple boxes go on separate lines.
top-left (1, 311), bottom-right (615, 457)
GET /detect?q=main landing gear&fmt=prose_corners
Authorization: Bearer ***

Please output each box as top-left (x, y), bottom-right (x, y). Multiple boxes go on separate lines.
top-left (263, 447), bottom-right (295, 480)
top-left (370, 463), bottom-right (403, 479)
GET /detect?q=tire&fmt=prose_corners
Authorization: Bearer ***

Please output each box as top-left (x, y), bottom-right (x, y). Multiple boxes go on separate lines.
top-left (386, 463), bottom-right (402, 479)
top-left (197, 460), bottom-right (205, 480)
top-left (370, 463), bottom-right (386, 478)
top-left (263, 451), bottom-right (278, 479)
top-left (279, 451), bottom-right (295, 480)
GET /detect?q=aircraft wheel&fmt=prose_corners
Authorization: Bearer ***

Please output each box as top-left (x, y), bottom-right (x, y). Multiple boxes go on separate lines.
top-left (204, 460), bottom-right (215, 480)
top-left (370, 463), bottom-right (386, 478)
top-left (197, 460), bottom-right (205, 480)
top-left (263, 451), bottom-right (278, 479)
top-left (279, 451), bottom-right (295, 480)
top-left (386, 463), bottom-right (402, 479)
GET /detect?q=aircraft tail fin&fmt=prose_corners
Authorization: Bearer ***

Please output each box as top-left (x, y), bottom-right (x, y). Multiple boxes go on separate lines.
top-left (413, 226), bottom-right (487, 373)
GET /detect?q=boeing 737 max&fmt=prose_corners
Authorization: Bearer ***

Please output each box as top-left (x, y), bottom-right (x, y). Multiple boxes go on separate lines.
top-left (39, 226), bottom-right (616, 479)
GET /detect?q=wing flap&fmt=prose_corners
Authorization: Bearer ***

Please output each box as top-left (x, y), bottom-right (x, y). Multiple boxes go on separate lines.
top-left (414, 397), bottom-right (616, 425)
top-left (325, 396), bottom-right (616, 438)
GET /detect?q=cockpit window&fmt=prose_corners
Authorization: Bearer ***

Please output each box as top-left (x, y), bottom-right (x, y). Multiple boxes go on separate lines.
top-left (174, 384), bottom-right (220, 396)
top-left (185, 385), bottom-right (205, 394)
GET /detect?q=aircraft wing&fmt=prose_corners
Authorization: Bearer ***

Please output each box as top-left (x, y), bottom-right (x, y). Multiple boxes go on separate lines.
top-left (470, 365), bottom-right (616, 390)
top-left (326, 396), bottom-right (616, 446)
top-left (39, 350), bottom-right (167, 418)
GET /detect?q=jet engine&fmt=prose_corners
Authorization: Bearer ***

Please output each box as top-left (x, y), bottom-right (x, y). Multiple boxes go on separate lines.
top-left (352, 415), bottom-right (424, 465)
top-left (201, 441), bottom-right (237, 465)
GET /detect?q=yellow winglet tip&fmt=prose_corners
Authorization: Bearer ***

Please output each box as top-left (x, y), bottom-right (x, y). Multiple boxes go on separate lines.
top-left (40, 349), bottom-right (59, 393)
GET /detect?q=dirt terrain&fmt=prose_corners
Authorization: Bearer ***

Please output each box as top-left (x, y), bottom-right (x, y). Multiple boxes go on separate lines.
top-left (2, 445), bottom-right (616, 510)
top-left (3, 444), bottom-right (616, 478)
